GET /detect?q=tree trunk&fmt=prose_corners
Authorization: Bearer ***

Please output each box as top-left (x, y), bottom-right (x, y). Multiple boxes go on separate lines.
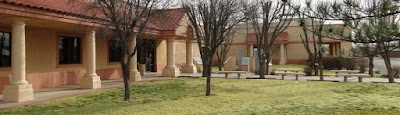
top-left (121, 64), bottom-right (131, 101)
top-left (319, 64), bottom-right (324, 81)
top-left (259, 58), bottom-right (266, 79)
top-left (314, 53), bottom-right (319, 76)
top-left (203, 56), bottom-right (212, 96)
top-left (368, 56), bottom-right (374, 77)
top-left (309, 57), bottom-right (318, 76)
top-left (218, 60), bottom-right (223, 71)
top-left (382, 53), bottom-right (395, 83)
top-left (266, 59), bottom-right (270, 75)
top-left (318, 53), bottom-right (324, 81)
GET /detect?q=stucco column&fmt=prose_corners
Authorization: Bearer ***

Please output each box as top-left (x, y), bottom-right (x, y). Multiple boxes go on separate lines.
top-left (336, 43), bottom-right (341, 56)
top-left (80, 29), bottom-right (101, 89)
top-left (249, 44), bottom-right (254, 57)
top-left (279, 44), bottom-right (287, 65)
top-left (182, 40), bottom-right (197, 73)
top-left (333, 44), bottom-right (337, 56)
top-left (249, 44), bottom-right (255, 72)
top-left (162, 37), bottom-right (180, 77)
top-left (2, 20), bottom-right (34, 102)
top-left (130, 37), bottom-right (141, 81)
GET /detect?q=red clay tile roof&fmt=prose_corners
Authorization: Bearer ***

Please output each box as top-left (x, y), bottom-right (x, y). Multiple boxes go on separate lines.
top-left (2, 0), bottom-right (90, 17)
top-left (151, 9), bottom-right (186, 31)
top-left (247, 32), bottom-right (289, 44)
top-left (1, 0), bottom-right (187, 32)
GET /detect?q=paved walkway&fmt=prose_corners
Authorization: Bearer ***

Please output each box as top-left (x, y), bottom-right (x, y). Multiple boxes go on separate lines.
top-left (1, 72), bottom-right (399, 111)
top-left (181, 72), bottom-right (400, 83)
top-left (374, 57), bottom-right (400, 74)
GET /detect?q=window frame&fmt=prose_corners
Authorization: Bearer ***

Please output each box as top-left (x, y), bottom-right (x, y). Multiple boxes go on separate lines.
top-left (107, 39), bottom-right (122, 65)
top-left (56, 33), bottom-right (84, 68)
top-left (0, 29), bottom-right (12, 71)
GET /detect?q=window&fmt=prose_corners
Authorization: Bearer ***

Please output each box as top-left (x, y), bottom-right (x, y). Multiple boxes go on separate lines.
top-left (108, 40), bottom-right (121, 62)
top-left (0, 32), bottom-right (11, 67)
top-left (58, 36), bottom-right (81, 64)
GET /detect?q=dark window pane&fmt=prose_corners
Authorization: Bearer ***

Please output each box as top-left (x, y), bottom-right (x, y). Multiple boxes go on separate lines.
top-left (109, 40), bottom-right (121, 62)
top-left (0, 32), bottom-right (11, 67)
top-left (59, 36), bottom-right (81, 64)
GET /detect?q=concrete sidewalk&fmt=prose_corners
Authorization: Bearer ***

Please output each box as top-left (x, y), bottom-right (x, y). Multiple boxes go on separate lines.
top-left (181, 72), bottom-right (400, 83)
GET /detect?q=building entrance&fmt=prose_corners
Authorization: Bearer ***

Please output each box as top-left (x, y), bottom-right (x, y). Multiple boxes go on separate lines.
top-left (137, 39), bottom-right (156, 72)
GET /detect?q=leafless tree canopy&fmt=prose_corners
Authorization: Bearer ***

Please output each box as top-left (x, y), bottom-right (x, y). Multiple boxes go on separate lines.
top-left (296, 0), bottom-right (400, 83)
top-left (244, 0), bottom-right (294, 79)
top-left (290, 0), bottom-right (400, 20)
top-left (182, 0), bottom-right (244, 96)
top-left (72, 0), bottom-right (172, 101)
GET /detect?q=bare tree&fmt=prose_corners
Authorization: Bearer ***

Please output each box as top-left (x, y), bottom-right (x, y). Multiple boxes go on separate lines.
top-left (215, 34), bottom-right (234, 71)
top-left (298, 16), bottom-right (320, 76)
top-left (350, 44), bottom-right (378, 76)
top-left (244, 0), bottom-right (294, 79)
top-left (74, 0), bottom-right (172, 101)
top-left (295, 1), bottom-right (333, 80)
top-left (299, 0), bottom-right (400, 83)
top-left (182, 0), bottom-right (243, 96)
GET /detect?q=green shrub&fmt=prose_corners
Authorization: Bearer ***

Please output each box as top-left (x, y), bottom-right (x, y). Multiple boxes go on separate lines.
top-left (270, 69), bottom-right (276, 75)
top-left (392, 67), bottom-right (400, 78)
top-left (342, 58), bottom-right (357, 70)
top-left (323, 57), bottom-right (363, 70)
top-left (303, 66), bottom-right (312, 76)
top-left (375, 70), bottom-right (381, 74)
top-left (358, 58), bottom-right (367, 73)
top-left (322, 57), bottom-right (343, 70)
top-left (380, 74), bottom-right (388, 78)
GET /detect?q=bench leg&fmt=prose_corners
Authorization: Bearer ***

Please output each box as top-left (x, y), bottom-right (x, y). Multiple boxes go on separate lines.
top-left (225, 73), bottom-right (228, 78)
top-left (237, 73), bottom-right (240, 79)
top-left (344, 76), bottom-right (348, 82)
top-left (295, 75), bottom-right (299, 80)
top-left (335, 72), bottom-right (338, 77)
top-left (281, 74), bottom-right (285, 80)
top-left (358, 77), bottom-right (362, 82)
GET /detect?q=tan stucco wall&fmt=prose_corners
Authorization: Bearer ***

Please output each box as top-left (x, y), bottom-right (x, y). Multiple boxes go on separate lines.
top-left (155, 38), bottom-right (197, 72)
top-left (175, 40), bottom-right (187, 67)
top-left (0, 26), bottom-right (121, 77)
top-left (193, 43), bottom-right (201, 57)
top-left (286, 43), bottom-right (309, 60)
top-left (0, 25), bottom-right (125, 92)
top-left (225, 44), bottom-right (249, 58)
top-left (155, 39), bottom-right (167, 72)
top-left (213, 23), bottom-right (353, 65)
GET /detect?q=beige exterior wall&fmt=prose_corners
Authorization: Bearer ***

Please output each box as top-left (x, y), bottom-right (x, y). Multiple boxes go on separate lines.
top-left (0, 4), bottom-right (199, 98)
top-left (0, 26), bottom-right (122, 74)
top-left (193, 43), bottom-right (201, 57)
top-left (175, 40), bottom-right (187, 67)
top-left (155, 39), bottom-right (167, 72)
top-left (0, 25), bottom-right (122, 92)
top-left (214, 23), bottom-right (353, 65)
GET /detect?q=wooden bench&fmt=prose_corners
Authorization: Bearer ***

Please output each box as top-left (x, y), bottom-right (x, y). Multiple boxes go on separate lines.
top-left (275, 70), bottom-right (306, 80)
top-left (330, 70), bottom-right (369, 82)
top-left (337, 74), bottom-right (372, 82)
top-left (330, 70), bottom-right (360, 77)
top-left (218, 71), bottom-right (247, 79)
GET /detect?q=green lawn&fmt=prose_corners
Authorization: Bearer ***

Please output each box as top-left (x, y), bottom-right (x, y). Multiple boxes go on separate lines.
top-left (2, 78), bottom-right (400, 115)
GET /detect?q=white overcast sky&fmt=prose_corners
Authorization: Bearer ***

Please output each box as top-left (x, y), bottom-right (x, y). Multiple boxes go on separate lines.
top-left (171, 0), bottom-right (346, 23)
top-left (171, 0), bottom-right (344, 8)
